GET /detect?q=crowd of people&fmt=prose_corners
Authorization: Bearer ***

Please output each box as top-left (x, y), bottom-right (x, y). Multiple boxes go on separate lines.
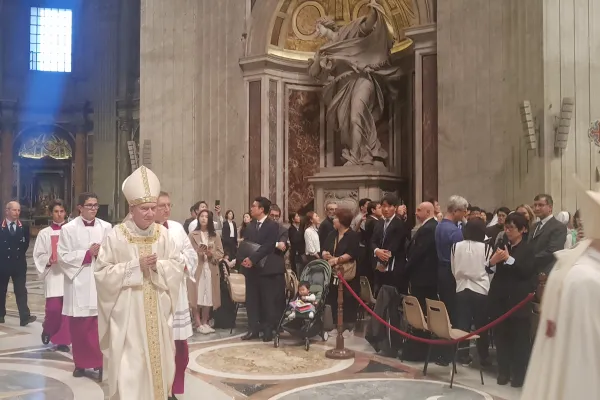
top-left (0, 162), bottom-right (592, 398)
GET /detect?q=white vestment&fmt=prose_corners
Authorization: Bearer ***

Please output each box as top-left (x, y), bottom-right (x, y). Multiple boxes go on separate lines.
top-left (521, 240), bottom-right (600, 399)
top-left (166, 220), bottom-right (198, 340)
top-left (57, 217), bottom-right (112, 317)
top-left (33, 226), bottom-right (65, 298)
top-left (95, 221), bottom-right (184, 400)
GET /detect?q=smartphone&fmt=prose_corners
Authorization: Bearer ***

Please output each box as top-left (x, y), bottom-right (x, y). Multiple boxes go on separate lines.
top-left (215, 199), bottom-right (221, 207)
top-left (199, 243), bottom-right (208, 251)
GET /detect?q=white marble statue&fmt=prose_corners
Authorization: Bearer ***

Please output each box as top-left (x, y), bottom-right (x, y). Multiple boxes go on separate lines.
top-left (308, 0), bottom-right (402, 166)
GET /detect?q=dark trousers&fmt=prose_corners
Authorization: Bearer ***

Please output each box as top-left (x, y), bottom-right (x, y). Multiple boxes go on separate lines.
top-left (245, 273), bottom-right (286, 334)
top-left (410, 285), bottom-right (438, 314)
top-left (495, 316), bottom-right (531, 384)
top-left (326, 277), bottom-right (359, 328)
top-left (437, 268), bottom-right (457, 323)
top-left (222, 238), bottom-right (237, 259)
top-left (0, 266), bottom-right (30, 321)
top-left (455, 289), bottom-right (490, 361)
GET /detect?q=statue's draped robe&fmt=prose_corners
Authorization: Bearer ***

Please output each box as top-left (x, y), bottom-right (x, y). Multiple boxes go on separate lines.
top-left (309, 7), bottom-right (401, 164)
top-left (521, 240), bottom-right (600, 399)
top-left (95, 221), bottom-right (184, 400)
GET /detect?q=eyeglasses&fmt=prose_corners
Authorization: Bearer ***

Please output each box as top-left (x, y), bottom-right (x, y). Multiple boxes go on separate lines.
top-left (83, 204), bottom-right (100, 209)
top-left (157, 204), bottom-right (172, 210)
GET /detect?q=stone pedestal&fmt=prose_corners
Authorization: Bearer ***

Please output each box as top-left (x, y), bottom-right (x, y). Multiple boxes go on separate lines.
top-left (308, 166), bottom-right (405, 215)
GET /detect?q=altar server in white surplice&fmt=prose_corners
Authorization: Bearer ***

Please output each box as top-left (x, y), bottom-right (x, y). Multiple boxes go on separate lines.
top-left (522, 178), bottom-right (600, 400)
top-left (33, 199), bottom-right (71, 352)
top-left (155, 190), bottom-right (198, 397)
top-left (95, 166), bottom-right (184, 400)
top-left (58, 192), bottom-right (112, 380)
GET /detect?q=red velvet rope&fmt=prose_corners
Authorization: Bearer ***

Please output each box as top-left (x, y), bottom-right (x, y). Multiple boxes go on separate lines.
top-left (337, 272), bottom-right (536, 345)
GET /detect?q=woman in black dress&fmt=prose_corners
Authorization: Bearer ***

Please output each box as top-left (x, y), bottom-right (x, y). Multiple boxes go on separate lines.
top-left (487, 212), bottom-right (535, 387)
top-left (322, 208), bottom-right (361, 335)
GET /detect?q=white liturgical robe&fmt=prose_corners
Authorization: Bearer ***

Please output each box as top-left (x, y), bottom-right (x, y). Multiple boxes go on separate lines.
top-left (33, 225), bottom-right (65, 298)
top-left (95, 221), bottom-right (184, 400)
top-left (58, 217), bottom-right (112, 317)
top-left (521, 240), bottom-right (600, 400)
top-left (166, 220), bottom-right (198, 340)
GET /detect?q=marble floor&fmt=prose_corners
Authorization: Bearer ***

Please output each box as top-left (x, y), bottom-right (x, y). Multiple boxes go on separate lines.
top-left (0, 245), bottom-right (523, 399)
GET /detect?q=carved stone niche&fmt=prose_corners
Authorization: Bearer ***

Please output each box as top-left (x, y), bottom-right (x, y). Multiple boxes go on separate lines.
top-left (309, 166), bottom-right (405, 215)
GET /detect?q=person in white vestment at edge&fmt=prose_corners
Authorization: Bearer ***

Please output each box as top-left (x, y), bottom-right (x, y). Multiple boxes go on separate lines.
top-left (94, 166), bottom-right (184, 400)
top-left (57, 192), bottom-right (112, 380)
top-left (154, 190), bottom-right (198, 399)
top-left (521, 177), bottom-right (600, 400)
top-left (33, 198), bottom-right (71, 352)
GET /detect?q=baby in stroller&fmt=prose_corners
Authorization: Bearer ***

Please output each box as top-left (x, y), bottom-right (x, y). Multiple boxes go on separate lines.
top-left (288, 281), bottom-right (317, 320)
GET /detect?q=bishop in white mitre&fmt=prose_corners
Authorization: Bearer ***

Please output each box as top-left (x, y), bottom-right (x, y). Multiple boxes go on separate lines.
top-left (155, 190), bottom-right (198, 397)
top-left (521, 178), bottom-right (600, 399)
top-left (58, 192), bottom-right (112, 378)
top-left (33, 199), bottom-right (70, 351)
top-left (95, 166), bottom-right (184, 400)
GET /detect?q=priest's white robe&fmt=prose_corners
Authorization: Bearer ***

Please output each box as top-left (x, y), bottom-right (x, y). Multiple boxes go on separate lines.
top-left (95, 221), bottom-right (184, 400)
top-left (521, 240), bottom-right (600, 399)
top-left (33, 226), bottom-right (65, 298)
top-left (58, 217), bottom-right (112, 317)
top-left (166, 220), bottom-right (198, 340)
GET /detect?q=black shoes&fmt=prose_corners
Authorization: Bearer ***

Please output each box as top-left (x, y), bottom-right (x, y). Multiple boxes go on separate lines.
top-left (20, 315), bottom-right (37, 326)
top-left (55, 345), bottom-right (70, 352)
top-left (168, 396), bottom-right (178, 400)
top-left (262, 332), bottom-right (273, 342)
top-left (497, 375), bottom-right (510, 386)
top-left (41, 332), bottom-right (50, 345)
top-left (241, 331), bottom-right (259, 341)
top-left (73, 368), bottom-right (85, 378)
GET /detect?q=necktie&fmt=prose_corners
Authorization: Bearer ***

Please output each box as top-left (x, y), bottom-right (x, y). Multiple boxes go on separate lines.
top-left (9, 222), bottom-right (15, 235)
top-left (533, 221), bottom-right (542, 237)
top-left (257, 221), bottom-right (262, 231)
top-left (384, 218), bottom-right (390, 232)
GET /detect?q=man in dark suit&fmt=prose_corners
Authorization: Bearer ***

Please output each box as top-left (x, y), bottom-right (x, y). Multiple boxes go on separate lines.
top-left (318, 201), bottom-right (337, 249)
top-left (0, 201), bottom-right (35, 326)
top-left (530, 194), bottom-right (567, 274)
top-left (371, 194), bottom-right (410, 295)
top-left (240, 197), bottom-right (285, 342)
top-left (404, 202), bottom-right (438, 309)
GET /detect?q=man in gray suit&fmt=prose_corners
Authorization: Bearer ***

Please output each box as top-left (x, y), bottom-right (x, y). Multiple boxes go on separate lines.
top-left (530, 194), bottom-right (567, 274)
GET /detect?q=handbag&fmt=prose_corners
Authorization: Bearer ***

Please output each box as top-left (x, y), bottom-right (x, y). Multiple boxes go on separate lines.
top-left (227, 271), bottom-right (246, 303)
top-left (334, 235), bottom-right (356, 281)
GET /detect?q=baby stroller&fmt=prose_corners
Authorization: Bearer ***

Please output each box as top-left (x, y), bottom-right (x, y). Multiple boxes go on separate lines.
top-left (274, 259), bottom-right (332, 351)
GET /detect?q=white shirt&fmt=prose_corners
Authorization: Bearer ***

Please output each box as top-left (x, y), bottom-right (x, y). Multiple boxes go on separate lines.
top-left (451, 240), bottom-right (493, 295)
top-left (33, 224), bottom-right (65, 298)
top-left (304, 226), bottom-right (320, 255)
top-left (227, 220), bottom-right (235, 237)
top-left (188, 218), bottom-right (221, 233)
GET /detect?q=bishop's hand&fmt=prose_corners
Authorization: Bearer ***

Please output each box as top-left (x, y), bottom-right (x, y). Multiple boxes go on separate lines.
top-left (140, 254), bottom-right (158, 275)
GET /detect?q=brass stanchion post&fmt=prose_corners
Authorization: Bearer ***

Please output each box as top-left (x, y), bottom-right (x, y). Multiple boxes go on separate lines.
top-left (326, 274), bottom-right (355, 359)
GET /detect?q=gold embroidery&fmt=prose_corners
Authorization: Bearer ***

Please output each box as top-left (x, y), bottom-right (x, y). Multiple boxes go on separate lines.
top-left (118, 223), bottom-right (165, 399)
top-left (127, 166), bottom-right (157, 205)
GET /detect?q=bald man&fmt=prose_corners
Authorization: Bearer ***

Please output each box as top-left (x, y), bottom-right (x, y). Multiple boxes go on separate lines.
top-left (404, 202), bottom-right (439, 309)
top-left (0, 201), bottom-right (35, 326)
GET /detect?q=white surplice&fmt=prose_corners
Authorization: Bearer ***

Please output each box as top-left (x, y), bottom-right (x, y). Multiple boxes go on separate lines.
top-left (521, 240), bottom-right (600, 400)
top-left (166, 220), bottom-right (198, 340)
top-left (33, 226), bottom-right (64, 298)
top-left (57, 217), bottom-right (112, 317)
top-left (95, 221), bottom-right (184, 400)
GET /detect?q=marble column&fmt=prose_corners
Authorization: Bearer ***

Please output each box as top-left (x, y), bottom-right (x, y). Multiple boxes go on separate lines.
top-left (0, 108), bottom-right (14, 205)
top-left (73, 121), bottom-right (87, 199)
top-left (116, 117), bottom-right (132, 219)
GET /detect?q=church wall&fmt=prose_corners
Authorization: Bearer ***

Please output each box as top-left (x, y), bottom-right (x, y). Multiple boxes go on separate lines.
top-left (140, 0), bottom-right (248, 221)
top-left (0, 0), bottom-right (130, 218)
top-left (437, 0), bottom-right (545, 210)
top-left (542, 0), bottom-right (600, 214)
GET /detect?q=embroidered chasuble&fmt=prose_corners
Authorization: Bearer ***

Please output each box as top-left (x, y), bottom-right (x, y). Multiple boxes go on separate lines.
top-left (95, 220), bottom-right (184, 399)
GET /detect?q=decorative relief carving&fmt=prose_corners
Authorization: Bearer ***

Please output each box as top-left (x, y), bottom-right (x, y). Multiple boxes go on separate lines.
top-left (324, 189), bottom-right (359, 213)
top-left (277, 0), bottom-right (418, 53)
top-left (18, 134), bottom-right (73, 160)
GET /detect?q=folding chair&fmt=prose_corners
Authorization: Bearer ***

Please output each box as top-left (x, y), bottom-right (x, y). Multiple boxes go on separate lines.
top-left (425, 298), bottom-right (484, 388)
top-left (402, 296), bottom-right (431, 375)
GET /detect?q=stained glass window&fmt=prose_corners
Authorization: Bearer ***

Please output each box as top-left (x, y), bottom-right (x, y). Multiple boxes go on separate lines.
top-left (29, 7), bottom-right (73, 72)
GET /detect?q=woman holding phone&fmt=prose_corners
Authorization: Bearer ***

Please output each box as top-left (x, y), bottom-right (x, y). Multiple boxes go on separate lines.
top-left (189, 209), bottom-right (224, 334)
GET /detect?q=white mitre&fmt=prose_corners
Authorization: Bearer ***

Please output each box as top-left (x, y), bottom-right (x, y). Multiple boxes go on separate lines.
top-left (574, 175), bottom-right (600, 240)
top-left (122, 165), bottom-right (161, 205)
